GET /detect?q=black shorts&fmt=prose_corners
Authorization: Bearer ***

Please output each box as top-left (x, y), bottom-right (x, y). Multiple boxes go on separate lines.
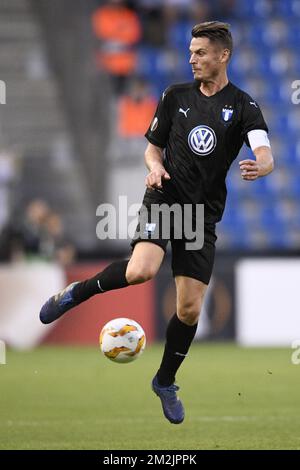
top-left (130, 188), bottom-right (217, 285)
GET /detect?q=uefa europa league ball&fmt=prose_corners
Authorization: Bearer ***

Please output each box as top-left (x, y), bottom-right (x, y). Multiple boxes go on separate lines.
top-left (99, 318), bottom-right (146, 363)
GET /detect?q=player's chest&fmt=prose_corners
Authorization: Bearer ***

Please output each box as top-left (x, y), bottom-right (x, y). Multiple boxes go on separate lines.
top-left (171, 99), bottom-right (241, 156)
top-left (174, 98), bottom-right (241, 130)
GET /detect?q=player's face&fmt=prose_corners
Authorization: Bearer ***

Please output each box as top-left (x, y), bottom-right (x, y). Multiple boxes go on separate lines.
top-left (189, 37), bottom-right (226, 82)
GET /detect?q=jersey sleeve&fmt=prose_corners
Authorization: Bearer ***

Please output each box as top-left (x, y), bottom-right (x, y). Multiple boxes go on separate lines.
top-left (145, 87), bottom-right (173, 148)
top-left (241, 94), bottom-right (269, 148)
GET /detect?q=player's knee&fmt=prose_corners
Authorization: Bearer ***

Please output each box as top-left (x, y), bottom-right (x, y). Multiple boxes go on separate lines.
top-left (177, 301), bottom-right (201, 326)
top-left (126, 264), bottom-right (156, 285)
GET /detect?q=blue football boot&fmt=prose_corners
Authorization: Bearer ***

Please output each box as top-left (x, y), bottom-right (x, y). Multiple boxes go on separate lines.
top-left (39, 282), bottom-right (80, 324)
top-left (152, 375), bottom-right (185, 424)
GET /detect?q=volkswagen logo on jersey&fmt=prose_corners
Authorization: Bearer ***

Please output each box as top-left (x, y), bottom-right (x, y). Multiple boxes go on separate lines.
top-left (188, 125), bottom-right (217, 156)
top-left (222, 106), bottom-right (234, 122)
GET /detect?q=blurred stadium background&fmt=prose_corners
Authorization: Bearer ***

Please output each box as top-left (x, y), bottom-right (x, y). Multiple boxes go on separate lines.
top-left (0, 0), bottom-right (300, 450)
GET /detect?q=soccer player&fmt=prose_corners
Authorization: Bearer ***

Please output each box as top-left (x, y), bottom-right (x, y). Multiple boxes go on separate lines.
top-left (40, 22), bottom-right (274, 424)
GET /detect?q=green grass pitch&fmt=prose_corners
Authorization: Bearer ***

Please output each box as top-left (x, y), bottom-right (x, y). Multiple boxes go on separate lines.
top-left (0, 343), bottom-right (299, 450)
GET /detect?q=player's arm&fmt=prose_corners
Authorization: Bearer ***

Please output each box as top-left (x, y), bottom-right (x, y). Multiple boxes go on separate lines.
top-left (239, 130), bottom-right (274, 181)
top-left (144, 142), bottom-right (171, 189)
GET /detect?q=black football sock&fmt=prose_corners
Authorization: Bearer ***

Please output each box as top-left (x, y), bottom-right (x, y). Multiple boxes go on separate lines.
top-left (72, 259), bottom-right (129, 303)
top-left (157, 313), bottom-right (198, 387)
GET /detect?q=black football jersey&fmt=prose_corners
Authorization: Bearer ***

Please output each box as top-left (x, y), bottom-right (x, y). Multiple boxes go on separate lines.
top-left (145, 81), bottom-right (268, 223)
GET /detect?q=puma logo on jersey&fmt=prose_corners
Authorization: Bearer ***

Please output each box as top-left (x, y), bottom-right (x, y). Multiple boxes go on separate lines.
top-left (179, 107), bottom-right (190, 118)
top-left (249, 101), bottom-right (258, 108)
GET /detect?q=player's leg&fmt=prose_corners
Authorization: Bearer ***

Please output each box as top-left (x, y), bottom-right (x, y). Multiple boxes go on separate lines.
top-left (156, 275), bottom-right (208, 386)
top-left (39, 241), bottom-right (164, 324)
top-left (125, 241), bottom-right (165, 283)
top-left (152, 223), bottom-right (216, 424)
top-left (40, 187), bottom-right (169, 324)
top-left (73, 240), bottom-right (165, 297)
top-left (152, 276), bottom-right (207, 424)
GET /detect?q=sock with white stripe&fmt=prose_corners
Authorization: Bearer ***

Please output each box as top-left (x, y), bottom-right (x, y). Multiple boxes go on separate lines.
top-left (72, 260), bottom-right (129, 303)
top-left (157, 313), bottom-right (198, 387)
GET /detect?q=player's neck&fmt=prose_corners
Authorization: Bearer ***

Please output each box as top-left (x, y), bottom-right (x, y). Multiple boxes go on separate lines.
top-left (199, 74), bottom-right (229, 97)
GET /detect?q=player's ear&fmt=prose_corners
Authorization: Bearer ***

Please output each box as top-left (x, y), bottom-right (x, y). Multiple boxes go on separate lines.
top-left (220, 48), bottom-right (230, 64)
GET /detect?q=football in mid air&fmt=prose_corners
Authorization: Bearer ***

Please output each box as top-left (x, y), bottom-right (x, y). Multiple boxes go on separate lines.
top-left (99, 318), bottom-right (146, 363)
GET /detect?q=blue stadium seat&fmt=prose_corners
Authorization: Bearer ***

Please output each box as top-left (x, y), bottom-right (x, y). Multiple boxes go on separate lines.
top-left (230, 47), bottom-right (270, 77)
top-left (275, 0), bottom-right (300, 18)
top-left (245, 22), bottom-right (266, 46)
top-left (284, 144), bottom-right (300, 166)
top-left (235, 0), bottom-right (275, 19)
top-left (252, 0), bottom-right (276, 18)
top-left (262, 105), bottom-right (288, 133)
top-left (243, 77), bottom-right (280, 104)
top-left (287, 108), bottom-right (300, 133)
top-left (136, 46), bottom-right (158, 76)
top-left (287, 172), bottom-right (300, 198)
top-left (287, 22), bottom-right (300, 45)
top-left (274, 199), bottom-right (300, 227)
top-left (293, 142), bottom-right (300, 164)
top-left (279, 77), bottom-right (298, 105)
top-left (221, 203), bottom-right (244, 228)
top-left (247, 178), bottom-right (270, 198)
top-left (269, 49), bottom-right (298, 77)
top-left (262, 20), bottom-right (289, 48)
top-left (166, 20), bottom-right (193, 51)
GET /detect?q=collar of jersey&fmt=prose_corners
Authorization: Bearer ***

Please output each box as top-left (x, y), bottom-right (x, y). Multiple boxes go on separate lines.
top-left (193, 80), bottom-right (232, 99)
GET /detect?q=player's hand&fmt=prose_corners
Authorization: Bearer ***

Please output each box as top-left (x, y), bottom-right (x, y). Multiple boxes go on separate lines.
top-left (239, 159), bottom-right (260, 181)
top-left (145, 165), bottom-right (171, 190)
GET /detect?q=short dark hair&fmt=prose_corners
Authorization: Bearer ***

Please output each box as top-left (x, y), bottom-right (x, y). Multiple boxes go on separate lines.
top-left (191, 21), bottom-right (233, 60)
